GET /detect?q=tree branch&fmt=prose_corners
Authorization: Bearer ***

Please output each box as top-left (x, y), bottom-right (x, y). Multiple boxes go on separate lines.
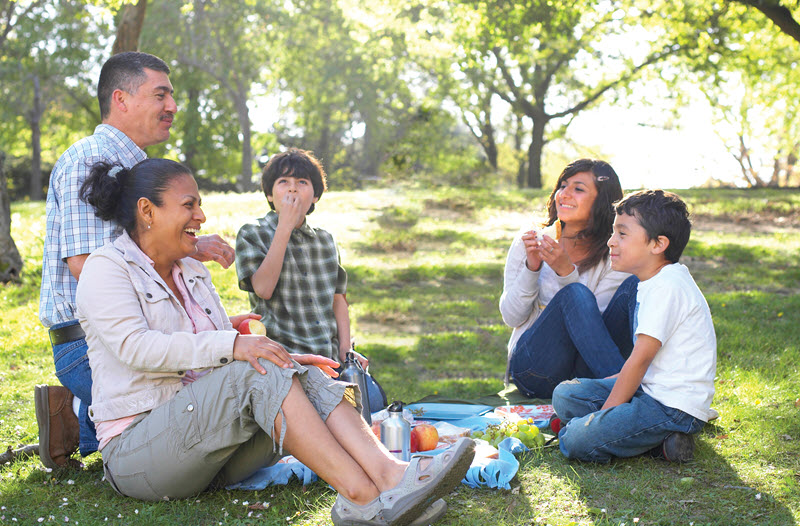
top-left (731, 0), bottom-right (800, 44)
top-left (550, 44), bottom-right (682, 120)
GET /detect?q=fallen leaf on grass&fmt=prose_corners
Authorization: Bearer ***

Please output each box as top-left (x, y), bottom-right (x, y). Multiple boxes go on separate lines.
top-left (715, 434), bottom-right (729, 440)
top-left (248, 503), bottom-right (270, 510)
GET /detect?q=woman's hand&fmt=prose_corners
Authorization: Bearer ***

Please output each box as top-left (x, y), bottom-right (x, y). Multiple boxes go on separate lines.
top-left (229, 313), bottom-right (261, 331)
top-left (521, 230), bottom-right (544, 271)
top-left (292, 354), bottom-right (341, 378)
top-left (536, 234), bottom-right (574, 276)
top-left (233, 334), bottom-right (293, 373)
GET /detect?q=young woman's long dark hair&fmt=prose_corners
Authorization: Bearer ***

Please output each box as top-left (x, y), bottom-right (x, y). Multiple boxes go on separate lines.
top-left (543, 159), bottom-right (623, 272)
top-left (79, 158), bottom-right (192, 237)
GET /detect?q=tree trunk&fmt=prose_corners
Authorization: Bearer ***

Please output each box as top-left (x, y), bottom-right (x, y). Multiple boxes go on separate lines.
top-left (513, 114), bottom-right (526, 187)
top-left (233, 88), bottom-right (253, 191)
top-left (317, 108), bottom-right (332, 174)
top-left (361, 120), bottom-right (380, 176)
top-left (482, 120), bottom-right (498, 170)
top-left (525, 117), bottom-right (547, 188)
top-left (0, 151), bottom-right (24, 283)
top-left (29, 74), bottom-right (43, 201)
top-left (112, 0), bottom-right (148, 54)
top-left (182, 85), bottom-right (201, 174)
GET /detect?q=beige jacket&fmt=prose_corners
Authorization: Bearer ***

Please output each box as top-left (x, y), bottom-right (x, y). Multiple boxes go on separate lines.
top-left (76, 232), bottom-right (237, 422)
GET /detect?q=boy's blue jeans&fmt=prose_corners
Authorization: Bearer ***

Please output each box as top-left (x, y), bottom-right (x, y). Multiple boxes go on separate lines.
top-left (509, 275), bottom-right (639, 398)
top-left (51, 320), bottom-right (99, 456)
top-left (553, 377), bottom-right (705, 463)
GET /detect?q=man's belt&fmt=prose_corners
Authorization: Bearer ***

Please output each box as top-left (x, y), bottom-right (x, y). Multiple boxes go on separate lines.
top-left (49, 323), bottom-right (86, 346)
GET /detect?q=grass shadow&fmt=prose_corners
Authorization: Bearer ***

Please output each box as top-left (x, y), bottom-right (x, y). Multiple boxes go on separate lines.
top-left (512, 428), bottom-right (797, 525)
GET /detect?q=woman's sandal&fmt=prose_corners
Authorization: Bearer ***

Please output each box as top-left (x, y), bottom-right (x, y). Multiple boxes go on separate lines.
top-left (331, 496), bottom-right (447, 526)
top-left (379, 437), bottom-right (475, 525)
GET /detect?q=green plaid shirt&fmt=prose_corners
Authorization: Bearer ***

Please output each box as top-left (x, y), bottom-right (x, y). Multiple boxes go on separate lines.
top-left (235, 211), bottom-right (347, 359)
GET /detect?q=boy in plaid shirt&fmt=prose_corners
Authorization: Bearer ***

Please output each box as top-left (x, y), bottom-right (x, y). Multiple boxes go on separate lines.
top-left (236, 149), bottom-right (366, 367)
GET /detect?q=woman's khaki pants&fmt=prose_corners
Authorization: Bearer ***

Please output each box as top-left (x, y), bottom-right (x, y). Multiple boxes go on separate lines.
top-left (100, 359), bottom-right (350, 501)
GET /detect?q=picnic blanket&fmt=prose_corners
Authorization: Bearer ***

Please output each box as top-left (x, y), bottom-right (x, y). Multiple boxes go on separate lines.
top-left (226, 385), bottom-right (554, 491)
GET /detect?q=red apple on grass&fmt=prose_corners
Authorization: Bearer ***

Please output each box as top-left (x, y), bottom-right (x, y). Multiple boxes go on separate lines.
top-left (410, 424), bottom-right (439, 452)
top-left (238, 319), bottom-right (267, 336)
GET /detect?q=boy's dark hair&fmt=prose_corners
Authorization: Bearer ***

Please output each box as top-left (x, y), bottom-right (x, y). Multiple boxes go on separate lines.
top-left (97, 52), bottom-right (171, 119)
top-left (614, 189), bottom-right (691, 263)
top-left (261, 148), bottom-right (328, 215)
top-left (80, 159), bottom-right (192, 237)
top-left (545, 158), bottom-right (623, 271)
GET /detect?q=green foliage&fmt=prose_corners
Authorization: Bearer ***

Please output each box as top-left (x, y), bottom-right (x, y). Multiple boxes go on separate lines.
top-left (0, 0), bottom-right (106, 195)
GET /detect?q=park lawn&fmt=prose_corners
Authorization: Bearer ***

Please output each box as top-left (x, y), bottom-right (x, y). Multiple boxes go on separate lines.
top-left (1, 186), bottom-right (799, 525)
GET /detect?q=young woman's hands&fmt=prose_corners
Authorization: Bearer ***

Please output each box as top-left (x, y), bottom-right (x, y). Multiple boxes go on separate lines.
top-left (535, 234), bottom-right (575, 277)
top-left (521, 230), bottom-right (544, 271)
top-left (233, 334), bottom-right (293, 373)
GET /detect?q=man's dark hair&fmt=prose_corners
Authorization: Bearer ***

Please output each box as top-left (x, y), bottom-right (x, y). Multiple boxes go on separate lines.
top-left (614, 189), bottom-right (691, 263)
top-left (261, 148), bottom-right (328, 215)
top-left (97, 52), bottom-right (170, 119)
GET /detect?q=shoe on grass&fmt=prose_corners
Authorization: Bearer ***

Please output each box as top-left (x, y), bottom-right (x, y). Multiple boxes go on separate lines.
top-left (331, 496), bottom-right (447, 526)
top-left (332, 437), bottom-right (474, 526)
top-left (380, 437), bottom-right (475, 525)
top-left (662, 432), bottom-right (695, 463)
top-left (35, 385), bottom-right (81, 469)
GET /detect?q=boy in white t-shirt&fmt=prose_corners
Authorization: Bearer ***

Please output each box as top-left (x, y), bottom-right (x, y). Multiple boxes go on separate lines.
top-left (552, 189), bottom-right (717, 463)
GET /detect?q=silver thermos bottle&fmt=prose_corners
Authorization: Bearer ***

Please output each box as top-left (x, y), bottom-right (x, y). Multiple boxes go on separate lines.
top-left (339, 351), bottom-right (372, 425)
top-left (380, 401), bottom-right (410, 461)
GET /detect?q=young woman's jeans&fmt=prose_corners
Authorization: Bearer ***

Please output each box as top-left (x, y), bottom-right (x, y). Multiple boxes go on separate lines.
top-left (509, 275), bottom-right (639, 399)
top-left (552, 377), bottom-right (705, 463)
top-left (51, 320), bottom-right (99, 456)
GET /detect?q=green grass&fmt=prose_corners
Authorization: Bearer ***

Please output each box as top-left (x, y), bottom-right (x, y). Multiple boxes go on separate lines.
top-left (2, 186), bottom-right (799, 525)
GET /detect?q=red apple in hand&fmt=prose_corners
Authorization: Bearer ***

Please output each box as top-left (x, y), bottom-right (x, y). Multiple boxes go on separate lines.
top-left (410, 424), bottom-right (439, 452)
top-left (238, 319), bottom-right (267, 336)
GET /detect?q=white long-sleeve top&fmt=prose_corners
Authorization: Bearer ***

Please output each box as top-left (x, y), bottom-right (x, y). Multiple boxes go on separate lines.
top-left (499, 231), bottom-right (630, 382)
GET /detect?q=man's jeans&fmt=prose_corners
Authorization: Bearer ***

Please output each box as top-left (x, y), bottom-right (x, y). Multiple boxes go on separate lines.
top-left (509, 275), bottom-right (639, 398)
top-left (553, 377), bottom-right (705, 463)
top-left (51, 320), bottom-right (99, 456)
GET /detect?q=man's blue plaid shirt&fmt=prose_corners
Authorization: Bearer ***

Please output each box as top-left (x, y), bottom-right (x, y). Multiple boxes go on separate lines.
top-left (39, 124), bottom-right (146, 327)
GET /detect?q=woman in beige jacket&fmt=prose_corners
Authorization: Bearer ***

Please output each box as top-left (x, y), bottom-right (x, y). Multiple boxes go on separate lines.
top-left (75, 158), bottom-right (474, 525)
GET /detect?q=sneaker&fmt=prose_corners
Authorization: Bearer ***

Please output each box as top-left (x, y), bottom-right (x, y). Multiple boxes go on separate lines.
top-left (379, 437), bottom-right (475, 525)
top-left (331, 496), bottom-right (447, 526)
top-left (35, 385), bottom-right (81, 469)
top-left (661, 432), bottom-right (695, 463)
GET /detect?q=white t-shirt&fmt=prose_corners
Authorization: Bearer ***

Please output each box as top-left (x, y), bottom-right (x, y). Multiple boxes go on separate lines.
top-left (635, 263), bottom-right (717, 421)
